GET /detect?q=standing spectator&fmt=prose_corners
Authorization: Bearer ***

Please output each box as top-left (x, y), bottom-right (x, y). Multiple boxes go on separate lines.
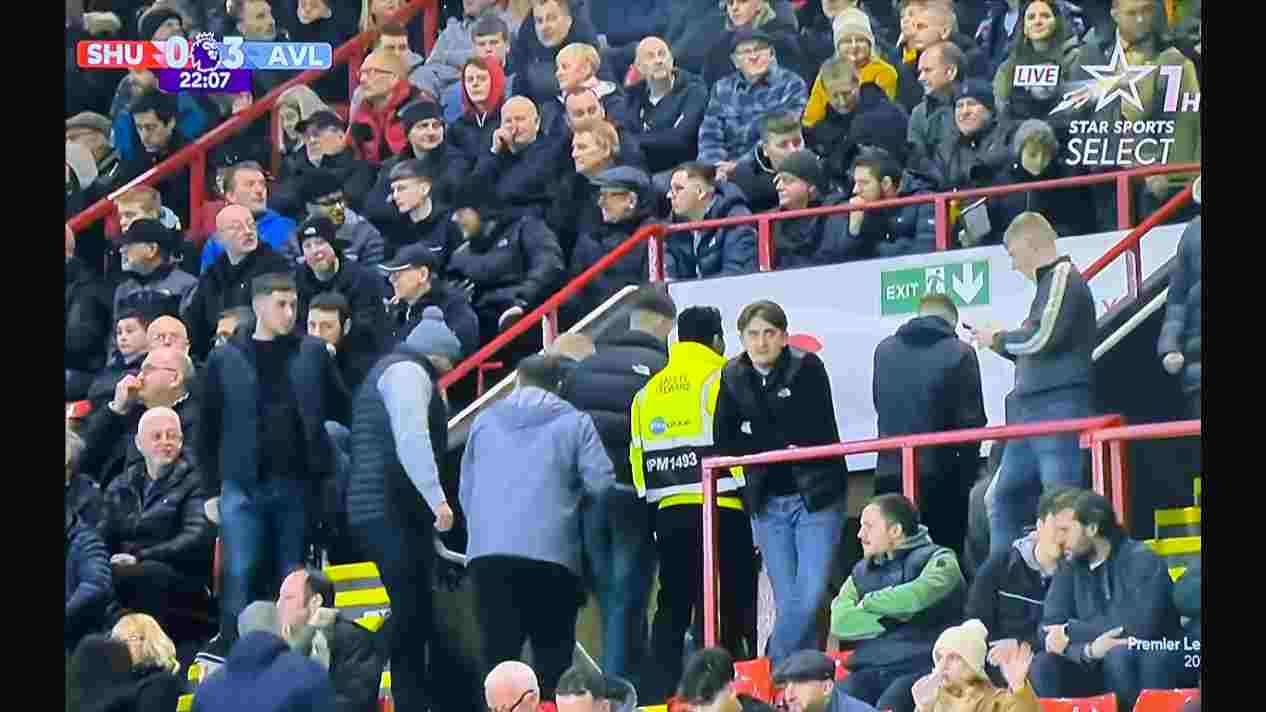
top-left (111, 220), bottom-right (197, 336)
top-left (67, 506), bottom-right (114, 653)
top-left (664, 163), bottom-right (758, 279)
top-left (467, 96), bottom-right (573, 221)
top-left (67, 112), bottom-right (123, 190)
top-left (380, 160), bottom-right (463, 266)
top-left (978, 0), bottom-right (1086, 81)
top-left (994, 120), bottom-right (1097, 239)
top-left (346, 314), bottom-right (460, 712)
top-left (846, 147), bottom-right (938, 257)
top-left (676, 648), bottom-right (778, 712)
top-left (558, 286), bottom-right (676, 682)
top-left (381, 244), bottom-right (481, 355)
top-left (566, 167), bottom-right (658, 319)
top-left (992, 1), bottom-right (1086, 125)
top-left (67, 227), bottom-right (113, 400)
top-left (773, 650), bottom-right (878, 712)
top-left (831, 494), bottom-right (966, 712)
top-left (113, 92), bottom-right (195, 226)
top-left (97, 407), bottom-right (214, 629)
top-left (350, 51), bottom-right (418, 165)
top-left (1031, 492), bottom-right (1191, 709)
top-left (872, 294), bottom-right (986, 552)
top-left (274, 111), bottom-right (376, 219)
top-left (197, 272), bottom-right (349, 650)
top-left (201, 162), bottom-right (302, 273)
top-left (284, 0), bottom-right (357, 103)
top-left (296, 170), bottom-right (388, 268)
top-left (366, 101), bottom-right (471, 216)
top-left (714, 300), bottom-right (849, 665)
top-left (630, 307), bottom-right (758, 699)
top-left (449, 56), bottom-right (510, 166)
top-left (110, 613), bottom-right (185, 712)
top-left (890, 1), bottom-right (987, 114)
top-left (277, 568), bottom-right (385, 712)
top-left (803, 9), bottom-right (901, 128)
top-left (1158, 177), bottom-right (1201, 418)
top-left (184, 205), bottom-right (294, 361)
top-left (769, 150), bottom-right (865, 268)
top-left (511, 0), bottom-right (600, 105)
top-left (461, 355), bottom-right (615, 697)
top-left (441, 15), bottom-right (519, 124)
top-left (967, 213), bottom-right (1096, 557)
top-left (805, 56), bottom-right (910, 186)
top-left (626, 38), bottom-right (709, 178)
top-left (907, 41), bottom-right (964, 168)
top-left (731, 111), bottom-right (809, 214)
top-left (697, 30), bottom-right (809, 176)
top-left (909, 619), bottom-right (1040, 712)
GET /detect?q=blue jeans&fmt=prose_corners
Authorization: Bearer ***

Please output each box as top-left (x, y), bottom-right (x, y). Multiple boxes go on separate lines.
top-left (751, 494), bottom-right (846, 664)
top-left (582, 484), bottom-right (656, 680)
top-left (220, 476), bottom-right (309, 638)
top-left (988, 387), bottom-right (1093, 557)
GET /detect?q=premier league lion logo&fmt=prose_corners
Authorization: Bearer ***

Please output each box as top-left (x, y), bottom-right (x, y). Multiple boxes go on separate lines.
top-left (190, 32), bottom-right (222, 73)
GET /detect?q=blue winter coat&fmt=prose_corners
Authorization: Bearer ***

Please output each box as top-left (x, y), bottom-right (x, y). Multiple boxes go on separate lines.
top-left (665, 183), bottom-right (758, 280)
top-left (66, 511), bottom-right (113, 651)
top-left (192, 632), bottom-right (336, 712)
top-left (200, 210), bottom-right (301, 273)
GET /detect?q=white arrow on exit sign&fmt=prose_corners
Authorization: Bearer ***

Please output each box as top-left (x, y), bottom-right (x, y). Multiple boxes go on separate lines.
top-left (952, 261), bottom-right (985, 304)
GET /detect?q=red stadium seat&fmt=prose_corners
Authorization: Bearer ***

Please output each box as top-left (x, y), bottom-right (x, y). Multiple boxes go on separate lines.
top-left (825, 649), bottom-right (854, 680)
top-left (733, 658), bottom-right (774, 702)
top-left (1038, 693), bottom-right (1118, 712)
top-left (1133, 689), bottom-right (1200, 712)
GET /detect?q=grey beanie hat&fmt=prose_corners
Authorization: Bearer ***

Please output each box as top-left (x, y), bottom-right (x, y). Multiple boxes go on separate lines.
top-left (406, 306), bottom-right (463, 365)
top-left (1011, 119), bottom-right (1059, 159)
top-left (238, 601), bottom-right (281, 637)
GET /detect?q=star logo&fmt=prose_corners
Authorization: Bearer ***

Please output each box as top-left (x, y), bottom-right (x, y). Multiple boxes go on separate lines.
top-left (1050, 43), bottom-right (1157, 115)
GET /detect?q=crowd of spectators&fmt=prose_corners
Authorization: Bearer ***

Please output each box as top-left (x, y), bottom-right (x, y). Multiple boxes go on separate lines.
top-left (65, 1), bottom-right (1201, 711)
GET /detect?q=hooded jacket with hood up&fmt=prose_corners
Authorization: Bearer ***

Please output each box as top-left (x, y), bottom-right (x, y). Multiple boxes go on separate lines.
top-left (191, 632), bottom-right (336, 712)
top-left (665, 182), bottom-right (758, 280)
top-left (449, 56), bottom-right (507, 168)
top-left (460, 385), bottom-right (615, 577)
top-left (965, 530), bottom-right (1055, 652)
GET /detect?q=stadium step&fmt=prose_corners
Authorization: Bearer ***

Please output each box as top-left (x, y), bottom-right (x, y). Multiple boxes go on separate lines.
top-left (1143, 535), bottom-right (1200, 582)
top-left (1154, 506), bottom-right (1200, 540)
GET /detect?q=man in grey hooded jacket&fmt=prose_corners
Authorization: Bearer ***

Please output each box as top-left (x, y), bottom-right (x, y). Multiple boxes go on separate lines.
top-left (460, 354), bottom-right (615, 699)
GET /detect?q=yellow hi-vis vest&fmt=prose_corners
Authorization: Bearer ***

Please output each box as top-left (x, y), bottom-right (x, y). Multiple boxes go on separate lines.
top-left (630, 341), bottom-right (744, 508)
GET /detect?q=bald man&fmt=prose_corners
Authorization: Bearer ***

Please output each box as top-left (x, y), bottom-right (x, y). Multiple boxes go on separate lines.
top-left (469, 95), bottom-right (573, 220)
top-left (966, 213), bottom-right (1096, 556)
top-left (485, 661), bottom-right (543, 712)
top-left (183, 204), bottom-right (292, 361)
top-left (349, 50), bottom-right (416, 163)
top-left (627, 37), bottom-right (709, 175)
top-left (78, 346), bottom-right (201, 484)
top-left (147, 315), bottom-right (190, 353)
top-left (99, 405), bottom-right (214, 630)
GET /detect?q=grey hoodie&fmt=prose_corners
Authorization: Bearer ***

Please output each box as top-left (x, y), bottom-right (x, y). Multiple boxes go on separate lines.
top-left (459, 386), bottom-right (614, 576)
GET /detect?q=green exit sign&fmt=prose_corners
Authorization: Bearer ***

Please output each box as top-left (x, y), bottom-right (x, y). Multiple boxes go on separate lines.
top-left (880, 259), bottom-right (991, 316)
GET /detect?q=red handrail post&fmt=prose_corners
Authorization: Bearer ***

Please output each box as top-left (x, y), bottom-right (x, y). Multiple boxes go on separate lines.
top-left (757, 217), bottom-right (773, 271)
top-left (702, 463), bottom-right (721, 649)
top-left (1090, 439), bottom-right (1108, 498)
top-left (1116, 174), bottom-right (1133, 230)
top-left (648, 232), bottom-right (665, 282)
top-left (934, 197), bottom-right (949, 251)
top-left (901, 447), bottom-right (920, 503)
top-left (190, 150), bottom-right (207, 238)
top-left (542, 308), bottom-right (559, 348)
top-left (1108, 440), bottom-right (1131, 531)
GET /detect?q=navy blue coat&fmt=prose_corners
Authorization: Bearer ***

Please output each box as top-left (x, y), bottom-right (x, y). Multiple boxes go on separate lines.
top-left (665, 183), bottom-right (758, 280)
top-left (1158, 216), bottom-right (1201, 394)
top-left (467, 134), bottom-right (573, 220)
top-left (192, 632), bottom-right (336, 712)
top-left (66, 511), bottom-right (113, 651)
top-left (625, 69), bottom-right (710, 175)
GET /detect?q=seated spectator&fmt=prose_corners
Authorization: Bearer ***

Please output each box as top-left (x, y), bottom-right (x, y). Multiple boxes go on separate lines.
top-left (965, 487), bottom-right (1080, 685)
top-left (831, 494), bottom-right (966, 712)
top-left (86, 308), bottom-right (152, 411)
top-left (98, 407), bottom-right (213, 628)
top-left (773, 650), bottom-right (878, 712)
top-left (296, 169), bottom-right (387, 268)
top-left (112, 220), bottom-right (197, 336)
top-left (275, 84), bottom-right (332, 162)
top-left (146, 316), bottom-right (190, 354)
top-left (184, 205), bottom-right (295, 361)
top-left (447, 207), bottom-right (566, 338)
top-left (468, 96), bottom-right (573, 221)
top-left (993, 119), bottom-right (1097, 241)
top-left (277, 568), bottom-right (385, 712)
top-left (110, 613), bottom-right (185, 712)
top-left (109, 68), bottom-right (216, 168)
top-left (192, 602), bottom-right (337, 712)
top-left (931, 81), bottom-right (1012, 200)
top-left (626, 37), bottom-right (709, 177)
top-left (66, 507), bottom-right (114, 653)
top-left (485, 661), bottom-right (546, 712)
top-left (511, 0), bottom-right (601, 105)
top-left (797, 0), bottom-right (872, 77)
top-left (697, 30), bottom-right (808, 179)
top-left (993, 1), bottom-right (1086, 126)
top-left (426, 0), bottom-right (518, 102)
top-left (1031, 491), bottom-right (1193, 710)
top-left (665, 162), bottom-right (758, 279)
top-left (449, 56), bottom-right (512, 165)
top-left (978, 0), bottom-right (1086, 81)
top-left (769, 151), bottom-right (865, 267)
top-left (283, 0), bottom-right (356, 103)
top-left (906, 41), bottom-right (963, 168)
top-left (555, 664), bottom-right (640, 712)
top-left (274, 110), bottom-right (376, 218)
top-left (540, 43), bottom-right (633, 135)
top-left (358, 0), bottom-right (430, 52)
top-left (889, 1), bottom-right (987, 114)
top-left (306, 291), bottom-right (384, 393)
top-left (441, 14), bottom-right (519, 124)
top-left (377, 159), bottom-right (463, 266)
top-left (380, 244), bottom-right (480, 355)
top-left (201, 162), bottom-right (301, 273)
top-left (561, 90), bottom-right (647, 168)
top-left (67, 111), bottom-right (123, 190)
top-left (350, 50), bottom-right (418, 164)
top-left (676, 648), bottom-right (777, 712)
top-left (548, 118), bottom-right (625, 256)
top-left (804, 9), bottom-right (901, 128)
top-left (807, 55), bottom-right (910, 187)
top-left (566, 167), bottom-right (657, 320)
top-left (732, 111), bottom-right (810, 214)
top-left (67, 227), bottom-right (113, 400)
top-left (909, 619), bottom-right (1040, 712)
top-left (112, 91), bottom-right (197, 226)
top-left (110, 186), bottom-right (189, 275)
top-left (65, 636), bottom-right (134, 710)
top-left (701, 0), bottom-right (809, 85)
top-left (207, 90), bottom-right (274, 179)
top-left (78, 346), bottom-right (199, 486)
top-left (366, 101), bottom-right (471, 218)
top-left (67, 141), bottom-right (99, 225)
top-left (846, 147), bottom-right (937, 257)
top-left (235, 0), bottom-right (298, 97)
top-left (67, 426), bottom-right (104, 527)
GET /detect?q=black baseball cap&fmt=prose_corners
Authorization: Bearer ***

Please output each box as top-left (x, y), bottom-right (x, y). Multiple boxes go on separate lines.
top-left (295, 110), bottom-right (346, 135)
top-left (379, 242), bottom-right (441, 272)
top-left (119, 218), bottom-right (177, 251)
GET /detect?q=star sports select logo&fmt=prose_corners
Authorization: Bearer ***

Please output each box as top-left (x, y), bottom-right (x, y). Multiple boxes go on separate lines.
top-left (1049, 45), bottom-right (1200, 168)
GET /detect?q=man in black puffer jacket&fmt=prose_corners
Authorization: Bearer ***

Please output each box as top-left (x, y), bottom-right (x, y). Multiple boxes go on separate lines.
top-left (559, 286), bottom-right (676, 682)
top-left (1158, 177), bottom-right (1201, 418)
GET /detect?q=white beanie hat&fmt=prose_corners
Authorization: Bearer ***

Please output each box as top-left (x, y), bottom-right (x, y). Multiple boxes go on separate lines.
top-left (933, 619), bottom-right (989, 679)
top-left (833, 9), bottom-right (876, 54)
top-left (66, 141), bottom-right (98, 189)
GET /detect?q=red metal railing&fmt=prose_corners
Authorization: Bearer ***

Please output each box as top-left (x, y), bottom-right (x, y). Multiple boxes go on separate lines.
top-left (1086, 419), bottom-right (1202, 535)
top-left (1082, 182), bottom-right (1194, 287)
top-left (65, 0), bottom-right (438, 239)
top-left (696, 415), bottom-right (1125, 648)
top-left (438, 162), bottom-right (1198, 391)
